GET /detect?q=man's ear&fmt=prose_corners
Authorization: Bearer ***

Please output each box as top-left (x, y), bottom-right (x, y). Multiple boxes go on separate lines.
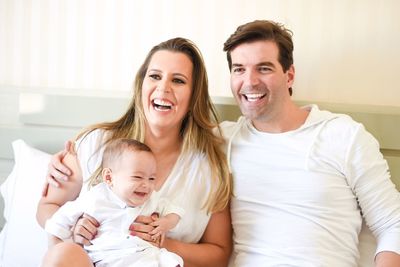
top-left (287, 64), bottom-right (295, 87)
top-left (102, 168), bottom-right (113, 186)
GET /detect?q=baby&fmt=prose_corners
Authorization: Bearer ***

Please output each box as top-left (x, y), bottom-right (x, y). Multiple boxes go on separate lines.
top-left (44, 138), bottom-right (184, 267)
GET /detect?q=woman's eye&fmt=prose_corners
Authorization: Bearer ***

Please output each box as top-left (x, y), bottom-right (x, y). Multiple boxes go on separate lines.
top-left (173, 78), bottom-right (185, 84)
top-left (149, 74), bottom-right (161, 80)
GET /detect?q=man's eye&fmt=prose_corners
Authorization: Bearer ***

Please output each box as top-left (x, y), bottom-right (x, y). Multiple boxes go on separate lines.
top-left (232, 68), bottom-right (244, 74)
top-left (259, 66), bottom-right (272, 73)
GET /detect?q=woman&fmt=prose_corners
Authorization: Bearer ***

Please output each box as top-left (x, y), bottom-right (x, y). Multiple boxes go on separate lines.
top-left (37, 37), bottom-right (233, 267)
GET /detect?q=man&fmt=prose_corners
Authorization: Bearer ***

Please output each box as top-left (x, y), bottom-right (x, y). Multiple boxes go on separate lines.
top-left (221, 20), bottom-right (400, 266)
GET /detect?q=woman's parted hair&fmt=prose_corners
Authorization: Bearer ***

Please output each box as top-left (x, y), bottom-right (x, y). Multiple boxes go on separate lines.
top-left (77, 37), bottom-right (232, 213)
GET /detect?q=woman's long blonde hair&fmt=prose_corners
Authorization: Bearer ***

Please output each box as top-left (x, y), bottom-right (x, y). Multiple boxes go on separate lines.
top-left (77, 37), bottom-right (232, 213)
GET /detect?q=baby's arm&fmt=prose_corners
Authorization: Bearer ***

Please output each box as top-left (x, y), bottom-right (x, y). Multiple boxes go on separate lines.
top-left (149, 213), bottom-right (180, 241)
top-left (44, 191), bottom-right (92, 246)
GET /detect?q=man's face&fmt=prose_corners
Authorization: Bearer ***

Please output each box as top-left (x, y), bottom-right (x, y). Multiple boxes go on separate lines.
top-left (229, 40), bottom-right (294, 128)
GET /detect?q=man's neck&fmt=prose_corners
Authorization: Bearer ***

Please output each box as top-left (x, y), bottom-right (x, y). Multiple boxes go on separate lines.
top-left (252, 102), bottom-right (310, 133)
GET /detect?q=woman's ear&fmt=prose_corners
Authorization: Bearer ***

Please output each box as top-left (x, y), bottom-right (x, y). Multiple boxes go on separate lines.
top-left (102, 168), bottom-right (113, 186)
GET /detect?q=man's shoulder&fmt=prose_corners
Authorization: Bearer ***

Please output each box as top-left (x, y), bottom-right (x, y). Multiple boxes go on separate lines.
top-left (323, 112), bottom-right (362, 131)
top-left (312, 108), bottom-right (369, 144)
top-left (309, 105), bottom-right (361, 130)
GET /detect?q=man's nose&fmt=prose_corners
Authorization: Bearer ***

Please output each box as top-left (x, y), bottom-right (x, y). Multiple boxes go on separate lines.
top-left (244, 70), bottom-right (260, 87)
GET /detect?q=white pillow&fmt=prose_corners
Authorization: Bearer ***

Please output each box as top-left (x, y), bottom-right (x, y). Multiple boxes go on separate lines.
top-left (0, 140), bottom-right (49, 267)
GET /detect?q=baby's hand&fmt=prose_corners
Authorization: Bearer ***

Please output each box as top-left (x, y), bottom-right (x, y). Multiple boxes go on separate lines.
top-left (149, 213), bottom-right (180, 242)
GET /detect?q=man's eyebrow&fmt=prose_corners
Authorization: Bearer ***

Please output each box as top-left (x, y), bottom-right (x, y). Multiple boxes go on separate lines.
top-left (231, 62), bottom-right (276, 68)
top-left (232, 63), bottom-right (243, 68)
top-left (257, 61), bottom-right (275, 68)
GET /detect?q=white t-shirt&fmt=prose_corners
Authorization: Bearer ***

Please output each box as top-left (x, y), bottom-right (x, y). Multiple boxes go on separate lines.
top-left (221, 105), bottom-right (400, 266)
top-left (75, 129), bottom-right (212, 243)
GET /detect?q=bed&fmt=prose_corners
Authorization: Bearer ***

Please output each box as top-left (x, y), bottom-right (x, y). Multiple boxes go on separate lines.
top-left (0, 92), bottom-right (399, 266)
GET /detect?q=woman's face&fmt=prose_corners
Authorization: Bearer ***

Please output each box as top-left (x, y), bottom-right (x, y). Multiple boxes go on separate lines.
top-left (142, 50), bottom-right (193, 133)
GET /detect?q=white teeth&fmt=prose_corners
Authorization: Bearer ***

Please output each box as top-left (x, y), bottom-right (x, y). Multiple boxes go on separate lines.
top-left (153, 99), bottom-right (173, 111)
top-left (153, 99), bottom-right (172, 107)
top-left (244, 93), bottom-right (264, 102)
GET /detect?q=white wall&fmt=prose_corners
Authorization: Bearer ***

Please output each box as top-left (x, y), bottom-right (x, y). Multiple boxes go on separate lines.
top-left (1, 0), bottom-right (399, 106)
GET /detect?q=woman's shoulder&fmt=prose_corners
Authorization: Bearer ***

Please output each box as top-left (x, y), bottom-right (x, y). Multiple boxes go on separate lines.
top-left (75, 129), bottom-right (106, 148)
top-left (74, 129), bottom-right (108, 185)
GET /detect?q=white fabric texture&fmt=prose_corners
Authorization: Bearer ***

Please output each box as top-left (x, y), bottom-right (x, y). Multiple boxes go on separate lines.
top-left (222, 105), bottom-right (400, 267)
top-left (75, 129), bottom-right (211, 243)
top-left (92, 247), bottom-right (183, 267)
top-left (45, 183), bottom-right (183, 266)
top-left (0, 140), bottom-right (49, 267)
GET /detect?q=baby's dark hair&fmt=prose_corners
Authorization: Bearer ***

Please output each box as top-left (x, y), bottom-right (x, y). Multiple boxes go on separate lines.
top-left (89, 138), bottom-right (152, 187)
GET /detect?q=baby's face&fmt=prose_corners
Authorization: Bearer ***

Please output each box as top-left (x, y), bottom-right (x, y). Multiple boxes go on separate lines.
top-left (109, 150), bottom-right (157, 207)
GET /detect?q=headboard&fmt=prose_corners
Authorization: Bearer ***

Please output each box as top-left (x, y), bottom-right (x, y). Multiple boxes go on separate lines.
top-left (1, 93), bottom-right (399, 188)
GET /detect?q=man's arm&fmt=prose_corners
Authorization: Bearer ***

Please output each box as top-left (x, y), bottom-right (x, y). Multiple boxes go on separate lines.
top-left (346, 125), bottom-right (400, 264)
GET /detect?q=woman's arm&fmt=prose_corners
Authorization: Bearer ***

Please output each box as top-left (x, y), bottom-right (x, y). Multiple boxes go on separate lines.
top-left (36, 147), bottom-right (83, 228)
top-left (164, 206), bottom-right (232, 267)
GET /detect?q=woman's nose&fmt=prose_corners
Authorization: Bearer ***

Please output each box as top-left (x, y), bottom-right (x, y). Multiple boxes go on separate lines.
top-left (156, 79), bottom-right (171, 93)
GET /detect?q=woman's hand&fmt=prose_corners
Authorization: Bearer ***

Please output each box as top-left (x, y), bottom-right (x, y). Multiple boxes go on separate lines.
top-left (42, 141), bottom-right (73, 196)
top-left (72, 213), bottom-right (100, 246)
top-left (130, 213), bottom-right (163, 247)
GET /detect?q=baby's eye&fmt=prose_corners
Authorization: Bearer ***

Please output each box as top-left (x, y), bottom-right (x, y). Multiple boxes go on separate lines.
top-left (149, 177), bottom-right (156, 181)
